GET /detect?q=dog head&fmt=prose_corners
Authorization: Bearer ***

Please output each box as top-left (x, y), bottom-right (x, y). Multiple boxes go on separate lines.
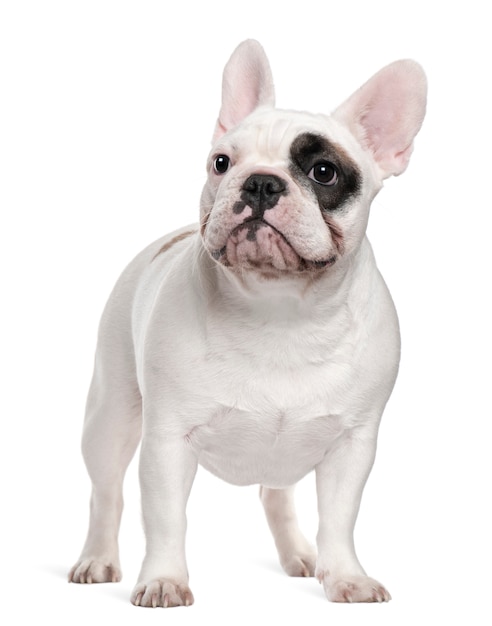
top-left (200, 40), bottom-right (427, 280)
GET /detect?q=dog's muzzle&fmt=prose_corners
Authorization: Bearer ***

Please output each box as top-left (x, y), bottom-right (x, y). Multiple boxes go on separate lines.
top-left (238, 174), bottom-right (287, 218)
top-left (211, 218), bottom-right (335, 273)
top-left (207, 173), bottom-right (336, 274)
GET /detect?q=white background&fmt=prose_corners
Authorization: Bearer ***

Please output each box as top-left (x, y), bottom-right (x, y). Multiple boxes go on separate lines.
top-left (1, 1), bottom-right (491, 624)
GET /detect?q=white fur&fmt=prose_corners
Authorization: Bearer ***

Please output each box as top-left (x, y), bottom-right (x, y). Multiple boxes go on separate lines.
top-left (69, 40), bottom-right (426, 606)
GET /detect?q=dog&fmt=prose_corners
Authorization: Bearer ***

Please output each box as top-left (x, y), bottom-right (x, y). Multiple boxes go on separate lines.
top-left (69, 39), bottom-right (427, 606)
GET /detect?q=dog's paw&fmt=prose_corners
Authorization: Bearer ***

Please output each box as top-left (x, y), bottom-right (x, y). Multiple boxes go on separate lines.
top-left (320, 574), bottom-right (391, 603)
top-left (131, 579), bottom-right (194, 608)
top-left (68, 558), bottom-right (121, 584)
top-left (281, 549), bottom-right (317, 577)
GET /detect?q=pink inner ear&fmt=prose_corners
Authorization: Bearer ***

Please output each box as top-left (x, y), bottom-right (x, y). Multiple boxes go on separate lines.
top-left (220, 80), bottom-right (267, 131)
top-left (334, 60), bottom-right (427, 178)
top-left (213, 40), bottom-right (275, 142)
top-left (213, 120), bottom-right (229, 143)
top-left (361, 97), bottom-right (414, 172)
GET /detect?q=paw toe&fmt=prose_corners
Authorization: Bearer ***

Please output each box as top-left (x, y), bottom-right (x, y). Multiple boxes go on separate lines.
top-left (131, 579), bottom-right (194, 608)
top-left (283, 554), bottom-right (316, 577)
top-left (323, 575), bottom-right (391, 603)
top-left (68, 559), bottom-right (121, 584)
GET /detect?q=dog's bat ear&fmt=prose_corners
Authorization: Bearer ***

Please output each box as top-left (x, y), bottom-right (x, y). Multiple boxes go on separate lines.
top-left (213, 39), bottom-right (275, 142)
top-left (333, 60), bottom-right (427, 179)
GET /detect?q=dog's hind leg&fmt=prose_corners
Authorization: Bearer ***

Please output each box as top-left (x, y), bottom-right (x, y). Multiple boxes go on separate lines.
top-left (260, 485), bottom-right (317, 577)
top-left (69, 288), bottom-right (142, 584)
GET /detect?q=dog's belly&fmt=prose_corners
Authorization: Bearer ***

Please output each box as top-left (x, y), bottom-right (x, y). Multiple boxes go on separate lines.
top-left (186, 405), bottom-right (344, 488)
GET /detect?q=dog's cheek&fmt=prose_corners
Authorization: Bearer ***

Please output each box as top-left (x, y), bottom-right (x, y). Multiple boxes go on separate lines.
top-left (330, 199), bottom-right (370, 256)
top-left (200, 175), bottom-right (233, 229)
top-left (199, 183), bottom-right (216, 233)
top-left (322, 214), bottom-right (345, 256)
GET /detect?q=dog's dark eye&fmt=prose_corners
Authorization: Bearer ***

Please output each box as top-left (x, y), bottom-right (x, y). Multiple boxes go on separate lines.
top-left (213, 155), bottom-right (231, 175)
top-left (308, 162), bottom-right (338, 186)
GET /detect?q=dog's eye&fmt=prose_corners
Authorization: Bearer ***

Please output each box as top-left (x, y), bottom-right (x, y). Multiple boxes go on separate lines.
top-left (213, 155), bottom-right (231, 175)
top-left (308, 162), bottom-right (338, 186)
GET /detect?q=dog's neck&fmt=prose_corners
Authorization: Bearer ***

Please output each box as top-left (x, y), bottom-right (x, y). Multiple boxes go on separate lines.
top-left (197, 236), bottom-right (375, 322)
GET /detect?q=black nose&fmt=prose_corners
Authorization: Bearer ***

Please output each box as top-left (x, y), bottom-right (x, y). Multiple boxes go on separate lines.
top-left (241, 174), bottom-right (287, 218)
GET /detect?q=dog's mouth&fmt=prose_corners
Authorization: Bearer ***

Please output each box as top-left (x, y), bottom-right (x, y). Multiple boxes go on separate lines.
top-left (210, 219), bottom-right (336, 273)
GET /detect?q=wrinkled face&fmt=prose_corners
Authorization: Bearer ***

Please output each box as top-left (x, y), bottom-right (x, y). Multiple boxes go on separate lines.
top-left (200, 108), bottom-right (381, 279)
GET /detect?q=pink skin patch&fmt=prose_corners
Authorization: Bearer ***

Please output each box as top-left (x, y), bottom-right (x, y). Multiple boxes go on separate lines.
top-left (226, 221), bottom-right (301, 271)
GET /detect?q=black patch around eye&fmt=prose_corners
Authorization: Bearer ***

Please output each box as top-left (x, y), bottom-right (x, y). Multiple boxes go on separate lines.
top-left (289, 132), bottom-right (362, 212)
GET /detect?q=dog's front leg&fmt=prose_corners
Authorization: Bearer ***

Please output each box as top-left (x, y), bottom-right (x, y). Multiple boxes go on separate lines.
top-left (131, 432), bottom-right (198, 608)
top-left (315, 424), bottom-right (391, 603)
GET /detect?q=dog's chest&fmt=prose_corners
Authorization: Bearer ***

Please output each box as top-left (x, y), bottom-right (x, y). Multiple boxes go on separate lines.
top-left (187, 401), bottom-right (348, 488)
top-left (184, 314), bottom-right (362, 488)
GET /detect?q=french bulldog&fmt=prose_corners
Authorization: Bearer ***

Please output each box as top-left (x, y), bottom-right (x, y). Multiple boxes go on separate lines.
top-left (69, 39), bottom-right (427, 606)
